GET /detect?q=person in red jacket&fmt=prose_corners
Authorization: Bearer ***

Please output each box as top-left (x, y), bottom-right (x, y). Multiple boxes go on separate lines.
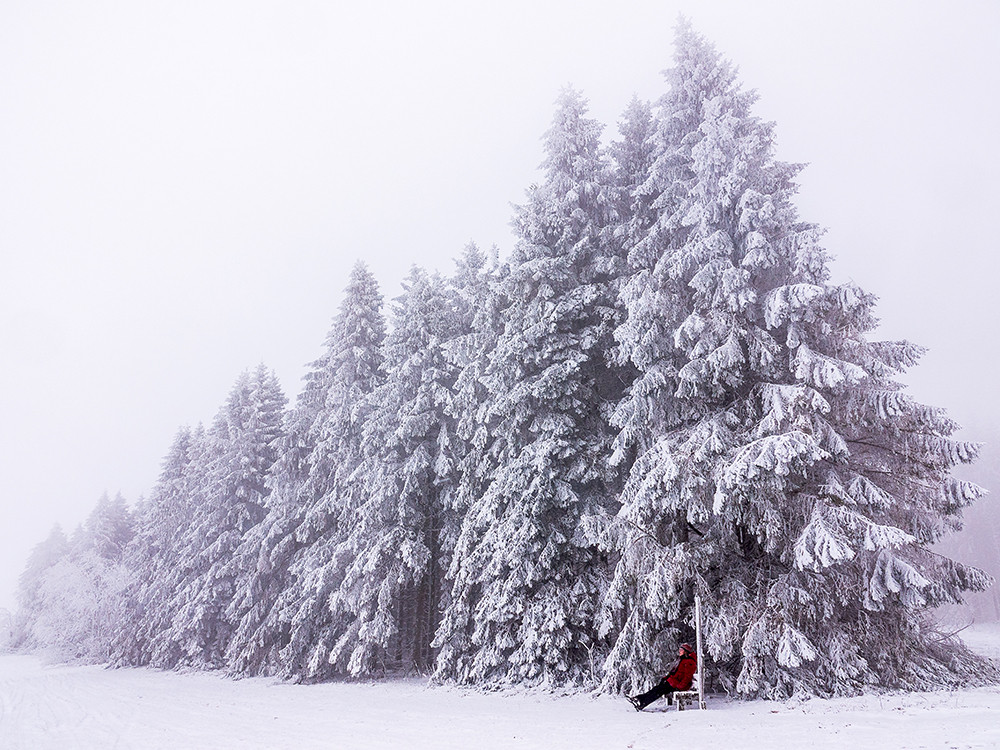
top-left (628, 643), bottom-right (697, 711)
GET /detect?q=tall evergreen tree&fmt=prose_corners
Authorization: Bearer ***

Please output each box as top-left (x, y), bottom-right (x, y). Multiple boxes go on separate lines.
top-left (154, 365), bottom-right (286, 668)
top-left (435, 88), bottom-right (621, 686)
top-left (227, 262), bottom-right (386, 679)
top-left (143, 424), bottom-right (215, 667)
top-left (329, 266), bottom-right (467, 676)
top-left (424, 244), bottom-right (507, 677)
top-left (112, 427), bottom-right (198, 666)
top-left (601, 21), bottom-right (994, 697)
top-left (440, 243), bottom-right (505, 535)
top-left (78, 492), bottom-right (134, 560)
top-left (608, 94), bottom-right (658, 275)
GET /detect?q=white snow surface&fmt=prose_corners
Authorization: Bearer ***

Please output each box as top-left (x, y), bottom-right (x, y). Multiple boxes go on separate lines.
top-left (2, 627), bottom-right (999, 750)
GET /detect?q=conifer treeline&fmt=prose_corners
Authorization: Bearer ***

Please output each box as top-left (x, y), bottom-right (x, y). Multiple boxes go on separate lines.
top-left (14, 24), bottom-right (997, 698)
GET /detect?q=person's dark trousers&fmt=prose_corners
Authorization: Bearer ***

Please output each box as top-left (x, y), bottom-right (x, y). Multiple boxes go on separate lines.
top-left (634, 679), bottom-right (677, 709)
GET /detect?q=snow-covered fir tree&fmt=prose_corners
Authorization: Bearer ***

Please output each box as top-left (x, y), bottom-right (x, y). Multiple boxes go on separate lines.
top-left (420, 243), bottom-right (506, 677)
top-left (227, 262), bottom-right (386, 679)
top-left (608, 94), bottom-right (658, 274)
top-left (435, 88), bottom-right (623, 686)
top-left (329, 266), bottom-right (468, 676)
top-left (439, 243), bottom-right (504, 528)
top-left (152, 365), bottom-right (286, 669)
top-left (77, 493), bottom-right (134, 560)
top-left (139, 424), bottom-right (216, 667)
top-left (112, 428), bottom-right (198, 666)
top-left (599, 21), bottom-right (994, 697)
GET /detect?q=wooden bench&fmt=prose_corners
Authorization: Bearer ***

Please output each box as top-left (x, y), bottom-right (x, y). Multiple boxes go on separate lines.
top-left (669, 674), bottom-right (705, 711)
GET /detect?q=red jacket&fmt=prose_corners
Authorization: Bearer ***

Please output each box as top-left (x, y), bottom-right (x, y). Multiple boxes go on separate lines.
top-left (664, 653), bottom-right (697, 690)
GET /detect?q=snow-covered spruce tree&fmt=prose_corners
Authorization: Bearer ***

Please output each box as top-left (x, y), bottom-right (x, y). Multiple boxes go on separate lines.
top-left (153, 365), bottom-right (286, 669)
top-left (227, 262), bottom-right (386, 680)
top-left (600, 22), bottom-right (994, 698)
top-left (143, 424), bottom-right (215, 667)
top-left (434, 89), bottom-right (624, 686)
top-left (426, 244), bottom-right (506, 673)
top-left (443, 243), bottom-right (503, 502)
top-left (608, 94), bottom-right (659, 273)
top-left (425, 245), bottom-right (502, 560)
top-left (329, 266), bottom-right (467, 677)
top-left (77, 492), bottom-right (134, 560)
top-left (112, 427), bottom-right (198, 666)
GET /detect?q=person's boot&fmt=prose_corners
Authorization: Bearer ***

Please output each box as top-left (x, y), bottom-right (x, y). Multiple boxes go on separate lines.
top-left (628, 696), bottom-right (643, 711)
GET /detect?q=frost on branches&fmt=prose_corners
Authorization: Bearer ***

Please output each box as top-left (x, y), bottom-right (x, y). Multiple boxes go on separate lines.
top-left (328, 266), bottom-right (468, 677)
top-left (434, 89), bottom-right (624, 687)
top-left (599, 21), bottom-right (994, 698)
top-left (150, 366), bottom-right (287, 669)
top-left (226, 263), bottom-right (387, 680)
top-left (17, 496), bottom-right (134, 663)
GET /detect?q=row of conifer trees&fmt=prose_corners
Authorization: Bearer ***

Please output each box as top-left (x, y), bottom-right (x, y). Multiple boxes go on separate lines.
top-left (14, 23), bottom-right (996, 697)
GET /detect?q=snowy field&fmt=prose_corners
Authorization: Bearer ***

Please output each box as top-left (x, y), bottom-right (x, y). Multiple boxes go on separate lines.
top-left (2, 628), bottom-right (999, 750)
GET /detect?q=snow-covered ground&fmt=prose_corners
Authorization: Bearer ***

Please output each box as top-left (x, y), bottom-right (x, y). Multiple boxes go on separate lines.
top-left (2, 627), bottom-right (999, 750)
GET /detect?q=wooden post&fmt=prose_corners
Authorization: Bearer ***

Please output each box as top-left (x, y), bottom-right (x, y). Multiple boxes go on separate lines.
top-left (695, 594), bottom-right (706, 710)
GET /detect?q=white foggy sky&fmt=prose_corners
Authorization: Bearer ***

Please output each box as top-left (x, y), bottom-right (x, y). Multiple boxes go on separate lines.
top-left (1, 0), bottom-right (998, 612)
